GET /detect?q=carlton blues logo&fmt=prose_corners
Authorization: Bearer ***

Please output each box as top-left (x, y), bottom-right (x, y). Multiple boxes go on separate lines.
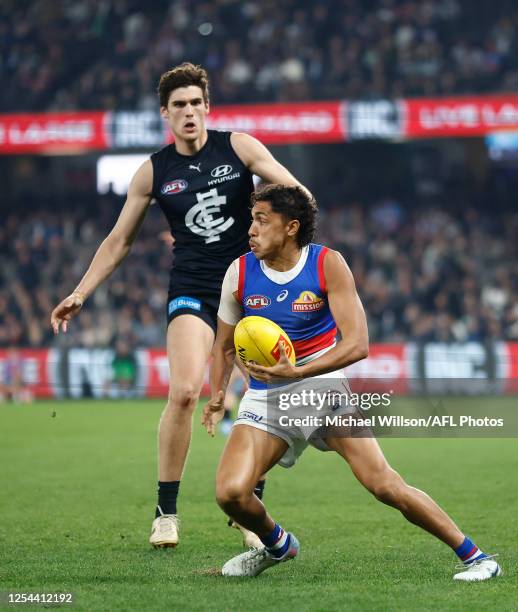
top-left (161, 179), bottom-right (188, 195)
top-left (185, 187), bottom-right (235, 243)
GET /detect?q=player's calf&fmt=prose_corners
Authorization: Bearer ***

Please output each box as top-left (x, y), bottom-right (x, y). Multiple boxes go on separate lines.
top-left (364, 468), bottom-right (407, 509)
top-left (357, 464), bottom-right (502, 581)
top-left (216, 478), bottom-right (260, 528)
top-left (225, 479), bottom-right (266, 549)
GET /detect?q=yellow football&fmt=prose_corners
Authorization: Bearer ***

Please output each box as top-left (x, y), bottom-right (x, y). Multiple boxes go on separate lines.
top-left (234, 316), bottom-right (296, 367)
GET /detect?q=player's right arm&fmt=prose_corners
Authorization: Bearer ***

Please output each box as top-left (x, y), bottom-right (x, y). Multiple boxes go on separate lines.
top-left (230, 132), bottom-right (312, 198)
top-left (202, 260), bottom-right (242, 436)
top-left (51, 160), bottom-right (153, 334)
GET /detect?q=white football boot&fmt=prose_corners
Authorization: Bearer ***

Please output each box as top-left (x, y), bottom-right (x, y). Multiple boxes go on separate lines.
top-left (222, 533), bottom-right (299, 577)
top-left (149, 509), bottom-right (179, 548)
top-left (228, 518), bottom-right (264, 549)
top-left (453, 555), bottom-right (502, 582)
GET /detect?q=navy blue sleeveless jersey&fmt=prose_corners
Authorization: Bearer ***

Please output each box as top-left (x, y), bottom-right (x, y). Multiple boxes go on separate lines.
top-left (238, 244), bottom-right (337, 389)
top-left (151, 130), bottom-right (254, 297)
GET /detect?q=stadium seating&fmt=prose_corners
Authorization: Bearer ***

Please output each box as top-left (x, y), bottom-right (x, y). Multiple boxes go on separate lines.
top-left (1, 191), bottom-right (516, 348)
top-left (1, 0), bottom-right (517, 112)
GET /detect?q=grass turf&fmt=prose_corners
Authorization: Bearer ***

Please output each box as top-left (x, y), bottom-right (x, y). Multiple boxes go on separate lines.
top-left (0, 399), bottom-right (517, 611)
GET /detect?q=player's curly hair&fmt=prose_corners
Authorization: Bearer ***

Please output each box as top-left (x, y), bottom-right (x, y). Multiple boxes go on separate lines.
top-left (251, 184), bottom-right (318, 247)
top-left (158, 63), bottom-right (210, 108)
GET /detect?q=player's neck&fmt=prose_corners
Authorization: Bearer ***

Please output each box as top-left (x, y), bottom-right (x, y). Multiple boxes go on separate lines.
top-left (174, 130), bottom-right (209, 156)
top-left (264, 244), bottom-right (302, 272)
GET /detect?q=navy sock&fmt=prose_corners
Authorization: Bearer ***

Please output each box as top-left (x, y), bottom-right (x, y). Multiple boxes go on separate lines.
top-left (254, 480), bottom-right (266, 501)
top-left (156, 480), bottom-right (180, 517)
top-left (454, 536), bottom-right (487, 564)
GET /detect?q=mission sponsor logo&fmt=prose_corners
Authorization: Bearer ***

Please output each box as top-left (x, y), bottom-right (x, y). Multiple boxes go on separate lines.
top-left (245, 294), bottom-right (271, 309)
top-left (161, 179), bottom-right (188, 195)
top-left (292, 290), bottom-right (325, 312)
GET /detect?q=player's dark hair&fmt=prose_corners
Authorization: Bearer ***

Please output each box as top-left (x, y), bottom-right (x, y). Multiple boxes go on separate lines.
top-left (251, 184), bottom-right (318, 247)
top-left (158, 63), bottom-right (210, 108)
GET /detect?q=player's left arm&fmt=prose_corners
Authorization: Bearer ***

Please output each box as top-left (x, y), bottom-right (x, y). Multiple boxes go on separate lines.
top-left (231, 132), bottom-right (311, 196)
top-left (246, 250), bottom-right (368, 381)
top-left (297, 250), bottom-right (369, 377)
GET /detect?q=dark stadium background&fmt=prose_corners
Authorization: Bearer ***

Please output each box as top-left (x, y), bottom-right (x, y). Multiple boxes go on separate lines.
top-left (1, 0), bottom-right (517, 398)
top-left (1, 2), bottom-right (517, 610)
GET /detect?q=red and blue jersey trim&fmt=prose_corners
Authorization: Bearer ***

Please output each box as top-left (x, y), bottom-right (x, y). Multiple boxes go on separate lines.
top-left (238, 255), bottom-right (246, 302)
top-left (317, 246), bottom-right (328, 293)
top-left (293, 327), bottom-right (336, 359)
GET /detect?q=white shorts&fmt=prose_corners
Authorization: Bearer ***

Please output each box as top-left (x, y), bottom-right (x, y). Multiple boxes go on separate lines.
top-left (233, 370), bottom-right (353, 468)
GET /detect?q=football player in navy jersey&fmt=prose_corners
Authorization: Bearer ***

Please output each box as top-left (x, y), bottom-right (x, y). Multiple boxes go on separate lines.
top-left (203, 184), bottom-right (501, 581)
top-left (50, 63), bottom-right (310, 549)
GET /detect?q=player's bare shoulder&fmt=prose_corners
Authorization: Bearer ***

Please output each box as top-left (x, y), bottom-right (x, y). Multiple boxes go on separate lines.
top-left (109, 160), bottom-right (154, 244)
top-left (231, 132), bottom-right (310, 193)
top-left (325, 248), bottom-right (349, 268)
top-left (229, 132), bottom-right (265, 167)
top-left (322, 248), bottom-right (356, 291)
top-left (128, 159), bottom-right (154, 199)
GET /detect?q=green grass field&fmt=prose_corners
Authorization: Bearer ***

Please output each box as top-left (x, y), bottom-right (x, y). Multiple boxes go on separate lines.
top-left (1, 399), bottom-right (517, 611)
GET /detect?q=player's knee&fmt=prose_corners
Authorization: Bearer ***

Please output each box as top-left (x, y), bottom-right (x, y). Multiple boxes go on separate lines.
top-left (368, 470), bottom-right (405, 507)
top-left (168, 383), bottom-right (199, 412)
top-left (215, 478), bottom-right (250, 510)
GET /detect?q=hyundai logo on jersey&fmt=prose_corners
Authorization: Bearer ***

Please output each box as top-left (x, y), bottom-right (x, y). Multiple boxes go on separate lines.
top-left (245, 295), bottom-right (271, 309)
top-left (211, 164), bottom-right (233, 178)
top-left (161, 179), bottom-right (188, 195)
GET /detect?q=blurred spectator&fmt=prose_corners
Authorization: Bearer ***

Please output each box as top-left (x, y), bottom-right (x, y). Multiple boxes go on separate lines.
top-left (1, 0), bottom-right (517, 113)
top-left (0, 188), bottom-right (516, 347)
top-left (0, 347), bottom-right (34, 403)
top-left (106, 339), bottom-right (138, 398)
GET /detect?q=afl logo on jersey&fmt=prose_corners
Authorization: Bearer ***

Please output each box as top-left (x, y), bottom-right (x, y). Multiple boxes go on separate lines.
top-left (245, 295), bottom-right (271, 309)
top-left (292, 290), bottom-right (325, 312)
top-left (161, 179), bottom-right (188, 195)
top-left (211, 164), bottom-right (233, 178)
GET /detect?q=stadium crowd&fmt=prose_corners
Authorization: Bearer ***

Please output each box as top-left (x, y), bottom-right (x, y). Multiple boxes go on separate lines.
top-left (2, 0), bottom-right (518, 113)
top-left (1, 192), bottom-right (516, 349)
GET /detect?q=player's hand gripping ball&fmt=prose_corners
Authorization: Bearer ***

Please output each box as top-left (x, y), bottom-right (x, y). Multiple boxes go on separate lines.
top-left (234, 316), bottom-right (296, 367)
